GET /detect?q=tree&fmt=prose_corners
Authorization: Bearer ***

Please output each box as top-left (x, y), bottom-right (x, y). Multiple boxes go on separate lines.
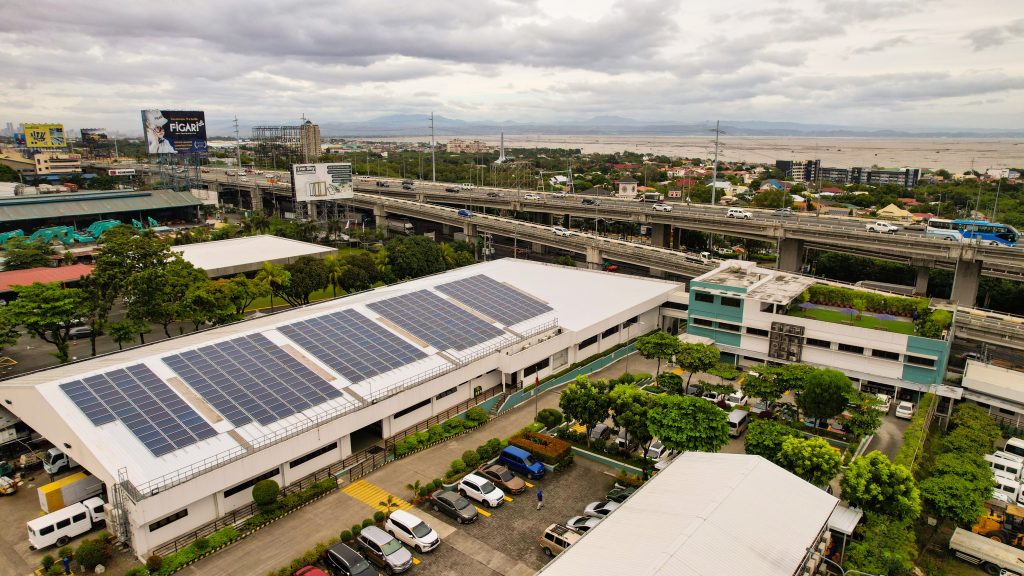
top-left (843, 513), bottom-right (917, 576)
top-left (774, 436), bottom-right (842, 486)
top-left (340, 252), bottom-right (379, 293)
top-left (841, 451), bottom-right (921, 521)
top-left (751, 189), bottom-right (792, 209)
top-left (536, 408), bottom-right (564, 430)
top-left (655, 372), bottom-right (684, 394)
top-left (107, 320), bottom-right (139, 351)
top-left (0, 163), bottom-right (20, 182)
top-left (386, 236), bottom-right (447, 280)
top-left (919, 473), bottom-right (990, 527)
top-left (635, 330), bottom-right (683, 376)
top-left (558, 375), bottom-right (610, 447)
top-left (949, 403), bottom-right (1001, 446)
top-left (278, 256), bottom-right (330, 306)
top-left (221, 274), bottom-right (269, 315)
top-left (760, 363), bottom-right (816, 394)
top-left (796, 368), bottom-right (854, 422)
top-left (6, 282), bottom-right (89, 363)
top-left (647, 394), bottom-right (729, 453)
top-left (323, 254), bottom-right (345, 298)
top-left (675, 343), bottom-right (721, 387)
top-left (135, 256), bottom-right (209, 338)
top-left (744, 420), bottom-right (802, 461)
top-left (252, 479), bottom-right (280, 508)
top-left (255, 261), bottom-right (290, 312)
top-left (2, 237), bottom-right (55, 270)
top-left (181, 281), bottom-right (237, 330)
top-left (608, 384), bottom-right (653, 453)
top-left (843, 391), bottom-right (884, 439)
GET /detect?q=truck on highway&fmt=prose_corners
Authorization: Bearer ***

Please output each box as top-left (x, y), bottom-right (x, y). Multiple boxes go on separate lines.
top-left (28, 497), bottom-right (106, 549)
top-left (42, 447), bottom-right (79, 475)
top-left (387, 219), bottom-right (415, 235)
top-left (38, 472), bottom-right (103, 513)
top-left (950, 527), bottom-right (1024, 575)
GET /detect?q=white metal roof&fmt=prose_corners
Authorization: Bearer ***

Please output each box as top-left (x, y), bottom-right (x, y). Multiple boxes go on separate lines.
top-left (171, 234), bottom-right (336, 277)
top-left (539, 452), bottom-right (838, 576)
top-left (827, 505), bottom-right (863, 536)
top-left (963, 360), bottom-right (1024, 406)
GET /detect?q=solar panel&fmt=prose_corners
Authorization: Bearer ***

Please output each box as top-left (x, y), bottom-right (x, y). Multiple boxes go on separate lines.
top-left (59, 364), bottom-right (217, 457)
top-left (366, 290), bottom-right (505, 351)
top-left (436, 274), bottom-right (553, 326)
top-left (278, 309), bottom-right (427, 383)
top-left (162, 333), bottom-right (342, 427)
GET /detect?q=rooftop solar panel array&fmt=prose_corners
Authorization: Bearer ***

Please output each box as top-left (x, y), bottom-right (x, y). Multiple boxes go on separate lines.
top-left (367, 290), bottom-right (505, 351)
top-left (60, 364), bottom-right (217, 457)
top-left (162, 333), bottom-right (342, 427)
top-left (278, 309), bottom-right (428, 383)
top-left (436, 274), bottom-right (553, 326)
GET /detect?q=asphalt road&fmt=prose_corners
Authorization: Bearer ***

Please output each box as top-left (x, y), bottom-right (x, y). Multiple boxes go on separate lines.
top-left (866, 412), bottom-right (912, 460)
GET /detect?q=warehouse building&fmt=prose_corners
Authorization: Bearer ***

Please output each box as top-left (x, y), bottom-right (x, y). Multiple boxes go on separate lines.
top-left (0, 259), bottom-right (684, 558)
top-left (171, 235), bottom-right (336, 278)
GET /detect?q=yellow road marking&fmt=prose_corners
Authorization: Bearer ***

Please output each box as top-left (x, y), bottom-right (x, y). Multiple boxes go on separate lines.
top-left (570, 423), bottom-right (586, 433)
top-left (341, 480), bottom-right (413, 512)
top-left (503, 495), bottom-right (513, 502)
top-left (475, 506), bottom-right (491, 517)
top-left (412, 557), bottom-right (421, 565)
top-left (524, 481), bottom-right (534, 488)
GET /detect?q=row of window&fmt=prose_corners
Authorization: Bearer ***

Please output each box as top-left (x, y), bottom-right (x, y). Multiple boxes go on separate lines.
top-left (394, 398), bottom-right (431, 420)
top-left (289, 442), bottom-right (338, 469)
top-left (224, 469), bottom-right (279, 499)
top-left (150, 508), bottom-right (189, 532)
top-left (692, 291), bottom-right (741, 308)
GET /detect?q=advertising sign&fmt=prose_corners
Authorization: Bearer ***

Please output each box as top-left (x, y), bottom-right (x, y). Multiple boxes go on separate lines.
top-left (24, 123), bottom-right (66, 148)
top-left (141, 110), bottom-right (208, 154)
top-left (291, 163), bottom-right (353, 202)
top-left (81, 128), bottom-right (109, 144)
top-left (108, 169), bottom-right (136, 176)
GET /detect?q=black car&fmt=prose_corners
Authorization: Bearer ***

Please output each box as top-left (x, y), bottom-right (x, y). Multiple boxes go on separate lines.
top-left (324, 542), bottom-right (377, 576)
top-left (444, 186), bottom-right (461, 193)
top-left (486, 191), bottom-right (503, 198)
top-left (581, 198), bottom-right (601, 206)
top-left (430, 489), bottom-right (479, 524)
top-left (376, 181), bottom-right (390, 188)
top-left (606, 485), bottom-right (636, 503)
top-left (402, 183), bottom-right (414, 190)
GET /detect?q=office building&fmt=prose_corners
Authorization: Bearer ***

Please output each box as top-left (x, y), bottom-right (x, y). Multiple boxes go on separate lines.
top-left (299, 120), bottom-right (321, 162)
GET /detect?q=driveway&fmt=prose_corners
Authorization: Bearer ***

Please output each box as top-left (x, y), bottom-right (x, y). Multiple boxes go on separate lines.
top-left (866, 412), bottom-right (911, 460)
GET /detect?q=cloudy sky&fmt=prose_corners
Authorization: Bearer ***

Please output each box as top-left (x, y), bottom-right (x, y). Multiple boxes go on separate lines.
top-left (2, 0), bottom-right (1022, 134)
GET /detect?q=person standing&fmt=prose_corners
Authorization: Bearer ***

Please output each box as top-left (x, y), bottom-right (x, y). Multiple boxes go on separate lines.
top-left (536, 489), bottom-right (544, 510)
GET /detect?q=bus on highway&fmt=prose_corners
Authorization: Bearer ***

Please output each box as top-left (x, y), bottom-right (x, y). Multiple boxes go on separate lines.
top-left (924, 218), bottom-right (1019, 247)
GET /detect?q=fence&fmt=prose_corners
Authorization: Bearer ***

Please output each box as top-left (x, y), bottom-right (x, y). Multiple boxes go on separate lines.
top-left (384, 386), bottom-right (504, 452)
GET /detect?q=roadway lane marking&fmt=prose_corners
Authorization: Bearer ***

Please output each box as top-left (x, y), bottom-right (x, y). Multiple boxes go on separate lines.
top-left (475, 506), bottom-right (491, 517)
top-left (412, 557), bottom-right (421, 565)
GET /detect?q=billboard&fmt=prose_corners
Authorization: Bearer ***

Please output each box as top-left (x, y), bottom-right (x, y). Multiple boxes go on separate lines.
top-left (141, 110), bottom-right (208, 154)
top-left (81, 128), bottom-right (109, 144)
top-left (24, 123), bottom-right (66, 148)
top-left (108, 169), bottom-right (136, 176)
top-left (292, 163), bottom-right (353, 202)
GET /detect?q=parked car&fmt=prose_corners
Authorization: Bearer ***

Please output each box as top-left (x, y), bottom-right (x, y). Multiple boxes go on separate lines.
top-left (581, 197), bottom-right (601, 206)
top-left (323, 542), bottom-right (377, 576)
top-left (498, 445), bottom-right (546, 479)
top-left (384, 509), bottom-right (440, 553)
top-left (652, 203), bottom-right (672, 212)
top-left (583, 500), bottom-right (620, 519)
top-left (701, 391), bottom-right (725, 404)
top-left (539, 523), bottom-right (581, 557)
top-left (457, 473), bottom-right (505, 508)
top-left (646, 440), bottom-right (670, 461)
top-left (866, 221), bottom-right (900, 233)
top-left (356, 525), bottom-right (413, 574)
top-left (725, 390), bottom-right (748, 408)
top-left (874, 393), bottom-right (892, 413)
top-left (726, 208), bottom-right (753, 219)
top-left (552, 226), bottom-right (572, 237)
top-left (523, 193), bottom-right (541, 200)
top-left (589, 422), bottom-right (612, 442)
top-left (606, 485), bottom-right (636, 503)
top-left (895, 401), bottom-right (916, 419)
top-left (566, 515), bottom-right (602, 534)
top-left (293, 567), bottom-right (328, 576)
top-left (478, 464), bottom-right (526, 495)
top-left (69, 326), bottom-right (97, 340)
top-left (429, 490), bottom-right (478, 524)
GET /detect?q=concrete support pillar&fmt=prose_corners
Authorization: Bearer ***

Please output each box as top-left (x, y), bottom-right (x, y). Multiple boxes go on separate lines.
top-left (777, 238), bottom-right (804, 272)
top-left (951, 259), bottom-right (982, 306)
top-left (531, 242), bottom-right (546, 255)
top-left (441, 223), bottom-right (451, 235)
top-left (671, 227), bottom-right (681, 250)
top-left (651, 223), bottom-right (668, 248)
top-left (649, 267), bottom-right (665, 277)
top-left (250, 188), bottom-right (263, 213)
top-left (373, 204), bottom-right (387, 233)
top-left (914, 267), bottom-right (930, 295)
top-left (463, 222), bottom-right (477, 239)
top-left (586, 246), bottom-right (602, 270)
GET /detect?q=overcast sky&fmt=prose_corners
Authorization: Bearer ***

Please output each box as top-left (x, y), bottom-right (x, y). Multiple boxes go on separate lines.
top-left (2, 0), bottom-right (1022, 134)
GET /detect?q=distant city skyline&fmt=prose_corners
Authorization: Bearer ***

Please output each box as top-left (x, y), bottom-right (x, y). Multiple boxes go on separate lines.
top-left (2, 0), bottom-right (1023, 133)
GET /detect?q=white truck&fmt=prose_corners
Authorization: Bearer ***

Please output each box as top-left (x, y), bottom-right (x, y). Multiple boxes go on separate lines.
top-left (865, 221), bottom-right (900, 233)
top-left (949, 527), bottom-right (1024, 575)
top-left (42, 447), bottom-right (79, 475)
top-left (38, 472), bottom-right (103, 513)
top-left (27, 497), bottom-right (106, 549)
top-left (386, 219), bottom-right (414, 235)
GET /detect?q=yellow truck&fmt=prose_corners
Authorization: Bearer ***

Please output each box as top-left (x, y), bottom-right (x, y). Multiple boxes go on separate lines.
top-left (37, 472), bottom-right (103, 513)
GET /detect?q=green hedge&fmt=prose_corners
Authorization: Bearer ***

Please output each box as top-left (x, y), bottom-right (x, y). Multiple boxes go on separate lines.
top-left (806, 284), bottom-right (928, 318)
top-left (893, 393), bottom-right (935, 472)
top-left (393, 409), bottom-right (489, 457)
top-left (241, 479), bottom-right (337, 532)
top-left (153, 526), bottom-right (240, 575)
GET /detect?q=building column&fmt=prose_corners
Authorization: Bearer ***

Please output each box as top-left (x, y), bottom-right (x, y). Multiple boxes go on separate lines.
top-left (914, 267), bottom-right (930, 295)
top-left (441, 223), bottom-right (451, 235)
top-left (951, 259), bottom-right (982, 306)
top-left (250, 188), bottom-right (263, 213)
top-left (531, 241), bottom-right (546, 255)
top-left (586, 246), bottom-right (602, 270)
top-left (649, 267), bottom-right (665, 278)
top-left (671, 227), bottom-right (681, 250)
top-left (777, 238), bottom-right (804, 272)
top-left (373, 204), bottom-right (387, 232)
top-left (463, 222), bottom-right (477, 239)
top-left (651, 223), bottom-right (668, 248)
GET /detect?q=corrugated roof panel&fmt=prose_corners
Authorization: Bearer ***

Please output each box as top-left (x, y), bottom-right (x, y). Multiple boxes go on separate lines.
top-left (0, 190), bottom-right (201, 222)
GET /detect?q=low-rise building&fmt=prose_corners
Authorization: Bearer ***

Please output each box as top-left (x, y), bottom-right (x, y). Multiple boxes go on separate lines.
top-left (33, 152), bottom-right (82, 175)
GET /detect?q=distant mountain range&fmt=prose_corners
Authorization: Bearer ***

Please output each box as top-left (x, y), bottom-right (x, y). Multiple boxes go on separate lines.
top-left (207, 115), bottom-right (1024, 139)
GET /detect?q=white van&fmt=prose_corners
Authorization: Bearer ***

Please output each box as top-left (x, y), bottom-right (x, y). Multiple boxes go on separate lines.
top-left (995, 450), bottom-right (1024, 464)
top-left (726, 208), bottom-right (753, 219)
top-left (992, 474), bottom-right (1022, 505)
top-left (1004, 438), bottom-right (1024, 461)
top-left (987, 454), bottom-right (1024, 480)
top-left (460, 183), bottom-right (475, 190)
top-left (727, 409), bottom-right (750, 438)
top-left (27, 497), bottom-right (105, 549)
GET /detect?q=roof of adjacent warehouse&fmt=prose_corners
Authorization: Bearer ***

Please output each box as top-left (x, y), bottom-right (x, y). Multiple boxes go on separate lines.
top-left (0, 189), bottom-right (201, 222)
top-left (171, 235), bottom-right (337, 277)
top-left (962, 359), bottom-right (1024, 405)
top-left (538, 452), bottom-right (838, 576)
top-left (0, 259), bottom-right (679, 488)
top-left (0, 263), bottom-right (94, 292)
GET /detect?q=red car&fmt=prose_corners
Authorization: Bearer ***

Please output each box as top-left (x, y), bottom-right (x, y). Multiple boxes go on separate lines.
top-left (293, 567), bottom-right (328, 576)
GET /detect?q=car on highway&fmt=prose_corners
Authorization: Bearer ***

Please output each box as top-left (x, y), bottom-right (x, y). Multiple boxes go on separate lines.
top-left (583, 500), bottom-right (620, 519)
top-left (457, 209), bottom-right (473, 217)
top-left (895, 401), bottom-right (916, 419)
top-left (866, 221), bottom-right (900, 233)
top-left (566, 516), bottom-right (602, 534)
top-left (486, 191), bottom-right (504, 198)
top-left (376, 181), bottom-right (390, 188)
top-left (551, 191), bottom-right (568, 198)
top-left (478, 464), bottom-right (526, 494)
top-left (445, 186), bottom-right (461, 193)
top-left (523, 193), bottom-right (541, 200)
top-left (773, 207), bottom-right (793, 217)
top-left (430, 490), bottom-right (479, 524)
top-left (652, 202), bottom-right (672, 212)
top-left (726, 208), bottom-right (753, 219)
top-left (552, 226), bottom-right (572, 237)
top-left (581, 197), bottom-right (601, 206)
top-left (457, 473), bottom-right (505, 508)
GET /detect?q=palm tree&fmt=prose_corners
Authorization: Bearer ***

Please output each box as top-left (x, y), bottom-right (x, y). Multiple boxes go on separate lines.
top-left (324, 255), bottom-right (345, 298)
top-left (405, 480), bottom-right (422, 503)
top-left (255, 261), bottom-right (289, 312)
top-left (378, 494), bottom-right (399, 518)
top-left (439, 243), bottom-right (457, 269)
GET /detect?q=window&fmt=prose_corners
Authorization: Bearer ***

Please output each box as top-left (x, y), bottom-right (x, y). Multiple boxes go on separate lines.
top-left (289, 442), bottom-right (339, 469)
top-left (435, 387), bottom-right (458, 401)
top-left (224, 469), bottom-right (279, 498)
top-left (39, 525), bottom-right (54, 536)
top-left (837, 343), bottom-right (864, 354)
top-left (746, 327), bottom-right (769, 337)
top-left (552, 348), bottom-right (569, 370)
top-left (871, 349), bottom-right (901, 361)
top-left (56, 518), bottom-right (70, 529)
top-left (579, 335), bottom-right (599, 350)
top-left (694, 292), bottom-right (714, 303)
top-left (622, 316), bottom-right (638, 328)
top-left (524, 358), bottom-right (550, 379)
top-left (721, 296), bottom-right (741, 308)
top-left (662, 302), bottom-right (689, 311)
top-left (394, 398), bottom-right (431, 419)
top-left (602, 325), bottom-right (620, 338)
top-left (150, 508), bottom-right (189, 532)
top-left (693, 318), bottom-right (713, 327)
top-left (717, 323), bottom-right (740, 332)
top-left (72, 512), bottom-right (86, 523)
top-left (906, 355), bottom-right (936, 368)
top-left (806, 338), bottom-right (831, 348)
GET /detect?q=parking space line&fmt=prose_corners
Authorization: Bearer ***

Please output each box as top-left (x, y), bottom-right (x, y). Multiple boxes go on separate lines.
top-left (341, 480), bottom-right (413, 512)
top-left (412, 557), bottom-right (421, 565)
top-left (524, 481), bottom-right (534, 488)
top-left (503, 495), bottom-right (513, 502)
top-left (475, 506), bottom-right (491, 517)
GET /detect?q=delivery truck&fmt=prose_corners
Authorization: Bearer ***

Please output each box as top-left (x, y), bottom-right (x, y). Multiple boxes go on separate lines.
top-left (42, 447), bottom-right (78, 475)
top-left (387, 218), bottom-right (414, 235)
top-left (38, 472), bottom-right (103, 513)
top-left (950, 527), bottom-right (1024, 575)
top-left (27, 497), bottom-right (106, 549)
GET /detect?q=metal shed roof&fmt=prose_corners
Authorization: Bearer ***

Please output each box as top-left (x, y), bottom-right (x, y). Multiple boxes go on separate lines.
top-left (0, 189), bottom-right (201, 223)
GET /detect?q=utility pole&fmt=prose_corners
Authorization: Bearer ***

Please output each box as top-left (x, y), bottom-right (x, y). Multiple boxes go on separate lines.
top-left (430, 112), bottom-right (436, 182)
top-left (233, 116), bottom-right (242, 169)
top-left (710, 120), bottom-right (722, 206)
top-left (993, 180), bottom-right (1002, 222)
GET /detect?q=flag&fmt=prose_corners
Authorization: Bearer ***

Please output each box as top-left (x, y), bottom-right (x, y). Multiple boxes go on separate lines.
top-left (535, 375), bottom-right (539, 386)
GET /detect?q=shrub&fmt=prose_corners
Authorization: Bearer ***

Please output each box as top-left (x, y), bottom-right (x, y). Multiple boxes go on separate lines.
top-left (427, 425), bottom-right (445, 442)
top-left (509, 432), bottom-right (572, 465)
top-left (252, 479), bottom-right (281, 507)
top-left (47, 565), bottom-right (65, 576)
top-left (194, 536), bottom-right (211, 552)
top-left (57, 546), bottom-right (73, 560)
top-left (442, 417), bottom-right (466, 435)
top-left (145, 553), bottom-right (163, 573)
top-left (352, 525), bottom-right (362, 537)
top-left (362, 518), bottom-right (375, 528)
top-left (41, 555), bottom-right (55, 570)
top-left (466, 407), bottom-right (489, 424)
top-left (124, 566), bottom-right (149, 576)
top-left (75, 539), bottom-right (106, 570)
top-left (462, 450), bottom-right (481, 469)
top-left (430, 478), bottom-right (442, 490)
top-left (449, 458), bottom-right (466, 475)
top-left (340, 530), bottom-right (353, 542)
top-left (708, 363), bottom-right (741, 381)
top-left (536, 408), bottom-right (564, 430)
top-left (373, 511), bottom-right (386, 523)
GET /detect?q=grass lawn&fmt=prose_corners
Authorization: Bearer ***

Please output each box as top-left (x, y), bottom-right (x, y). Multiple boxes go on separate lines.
top-left (247, 286), bottom-right (343, 312)
top-left (787, 307), bottom-right (917, 335)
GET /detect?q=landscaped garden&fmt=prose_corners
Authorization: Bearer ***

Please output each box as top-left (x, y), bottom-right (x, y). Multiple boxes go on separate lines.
top-left (786, 284), bottom-right (952, 337)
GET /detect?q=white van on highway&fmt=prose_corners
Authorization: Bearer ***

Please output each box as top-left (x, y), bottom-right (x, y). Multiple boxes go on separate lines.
top-left (726, 208), bottom-right (753, 219)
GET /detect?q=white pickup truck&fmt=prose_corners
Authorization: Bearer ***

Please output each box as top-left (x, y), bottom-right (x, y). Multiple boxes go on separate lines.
top-left (865, 221), bottom-right (901, 233)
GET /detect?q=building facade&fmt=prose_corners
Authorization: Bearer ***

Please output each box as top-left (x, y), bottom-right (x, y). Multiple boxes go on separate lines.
top-left (445, 139), bottom-right (491, 153)
top-left (33, 152), bottom-right (82, 175)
